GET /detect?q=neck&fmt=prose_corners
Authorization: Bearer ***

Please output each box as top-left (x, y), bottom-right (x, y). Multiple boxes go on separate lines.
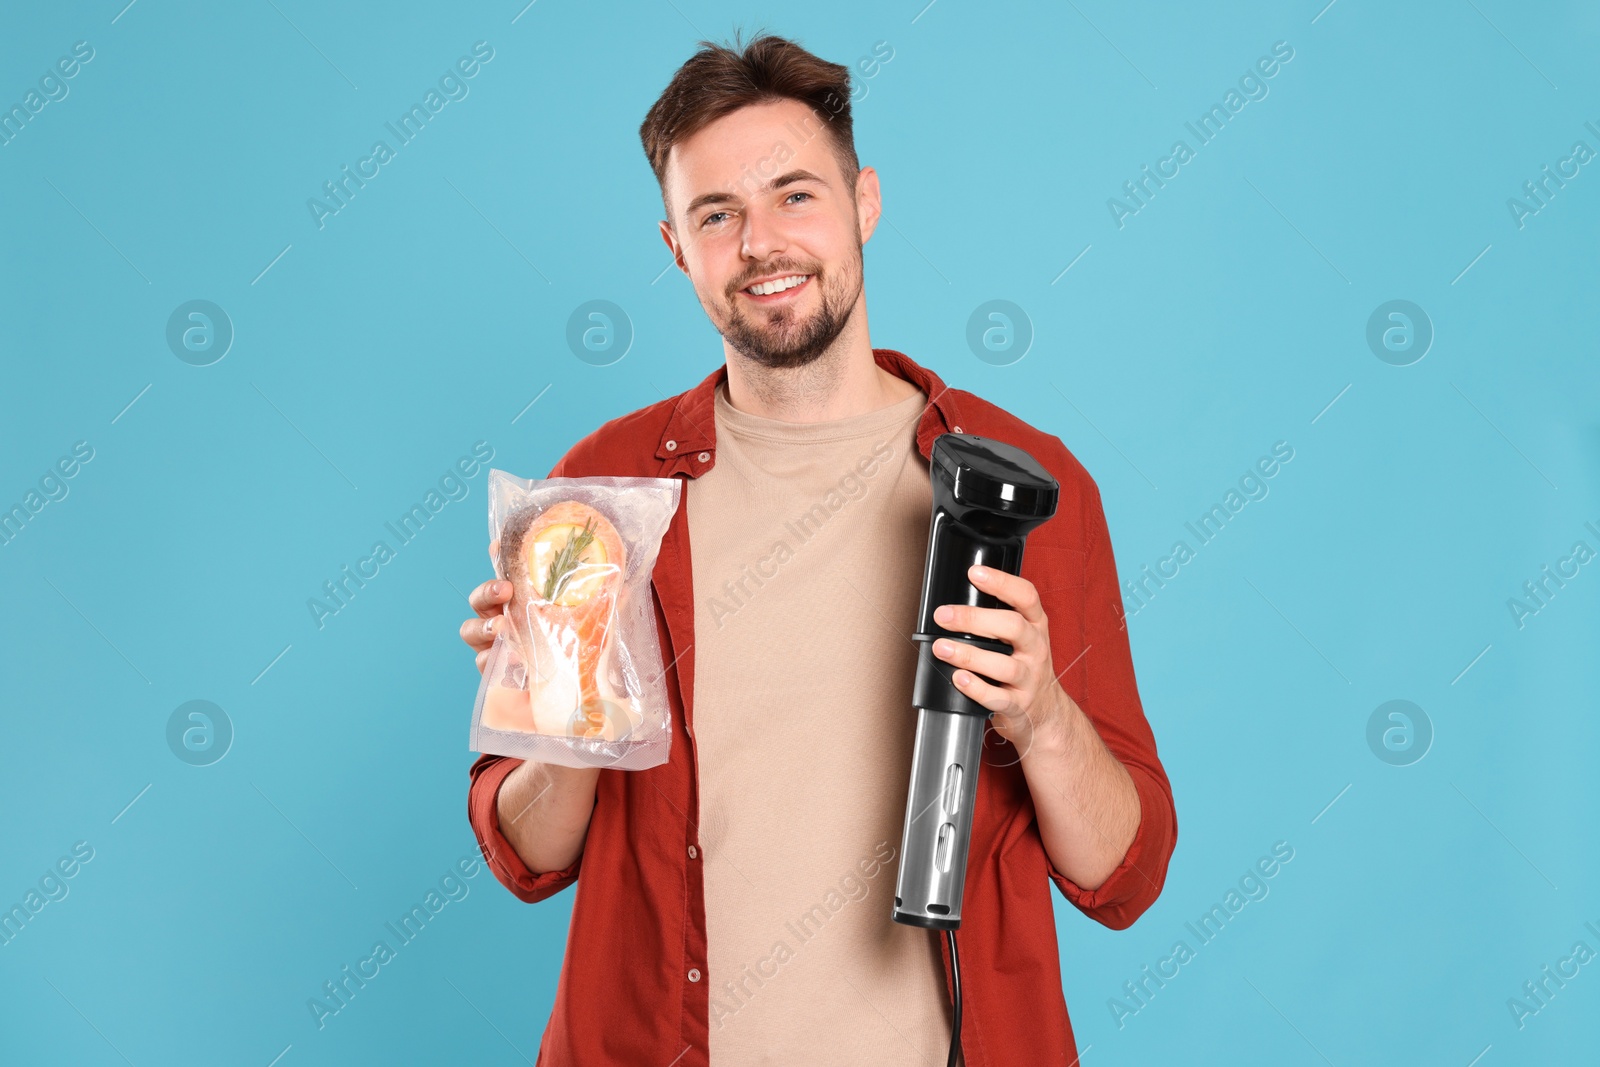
top-left (721, 298), bottom-right (919, 422)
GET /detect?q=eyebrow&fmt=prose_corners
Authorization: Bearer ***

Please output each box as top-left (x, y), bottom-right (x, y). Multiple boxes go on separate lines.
top-left (683, 169), bottom-right (829, 220)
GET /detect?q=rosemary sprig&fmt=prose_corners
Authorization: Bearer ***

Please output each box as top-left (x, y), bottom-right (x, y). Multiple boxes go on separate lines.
top-left (541, 515), bottom-right (598, 601)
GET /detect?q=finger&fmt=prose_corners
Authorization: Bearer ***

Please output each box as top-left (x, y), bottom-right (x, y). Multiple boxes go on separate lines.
top-left (968, 565), bottom-right (1045, 623)
top-left (476, 649), bottom-right (489, 674)
top-left (468, 579), bottom-right (513, 618)
top-left (949, 665), bottom-right (1010, 715)
top-left (931, 637), bottom-right (1024, 688)
top-left (934, 603), bottom-right (1030, 646)
top-left (459, 613), bottom-right (499, 650)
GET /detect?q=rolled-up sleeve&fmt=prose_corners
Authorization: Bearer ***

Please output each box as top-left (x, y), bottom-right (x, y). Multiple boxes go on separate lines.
top-left (1045, 471), bottom-right (1177, 930)
top-left (468, 753), bottom-right (583, 903)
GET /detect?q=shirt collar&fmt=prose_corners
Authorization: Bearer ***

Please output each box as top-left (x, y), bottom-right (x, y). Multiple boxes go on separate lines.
top-left (654, 348), bottom-right (966, 475)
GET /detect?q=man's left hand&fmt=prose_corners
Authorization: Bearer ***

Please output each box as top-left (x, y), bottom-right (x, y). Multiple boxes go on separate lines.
top-left (931, 563), bottom-right (1071, 757)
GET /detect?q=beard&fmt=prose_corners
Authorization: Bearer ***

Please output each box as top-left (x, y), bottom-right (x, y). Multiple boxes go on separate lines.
top-left (709, 242), bottom-right (863, 370)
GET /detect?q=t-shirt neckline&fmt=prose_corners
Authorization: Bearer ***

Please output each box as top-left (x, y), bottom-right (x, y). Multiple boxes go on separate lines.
top-left (713, 378), bottom-right (927, 444)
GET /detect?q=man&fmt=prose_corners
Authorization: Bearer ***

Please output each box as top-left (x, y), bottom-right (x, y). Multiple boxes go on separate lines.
top-left (460, 33), bottom-right (1176, 1066)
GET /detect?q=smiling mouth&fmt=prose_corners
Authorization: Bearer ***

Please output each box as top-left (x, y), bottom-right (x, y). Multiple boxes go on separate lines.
top-left (741, 274), bottom-right (813, 300)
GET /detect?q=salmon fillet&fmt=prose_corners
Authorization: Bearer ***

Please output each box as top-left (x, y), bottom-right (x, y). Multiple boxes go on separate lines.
top-left (488, 500), bottom-right (637, 740)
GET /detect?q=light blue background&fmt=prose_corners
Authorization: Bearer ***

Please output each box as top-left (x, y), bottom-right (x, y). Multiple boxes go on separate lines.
top-left (3, 1), bottom-right (1597, 1064)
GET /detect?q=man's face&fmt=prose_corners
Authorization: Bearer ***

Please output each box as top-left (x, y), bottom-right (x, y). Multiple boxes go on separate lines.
top-left (658, 98), bottom-right (881, 370)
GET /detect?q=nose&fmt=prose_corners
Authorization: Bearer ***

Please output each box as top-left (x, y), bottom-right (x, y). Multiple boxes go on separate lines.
top-left (740, 202), bottom-right (785, 264)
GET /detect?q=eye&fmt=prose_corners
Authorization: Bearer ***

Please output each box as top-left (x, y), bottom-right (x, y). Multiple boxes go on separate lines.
top-left (702, 211), bottom-right (730, 227)
top-left (786, 192), bottom-right (813, 204)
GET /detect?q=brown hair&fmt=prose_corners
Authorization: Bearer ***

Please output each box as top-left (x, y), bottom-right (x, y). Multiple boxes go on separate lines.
top-left (639, 31), bottom-right (859, 216)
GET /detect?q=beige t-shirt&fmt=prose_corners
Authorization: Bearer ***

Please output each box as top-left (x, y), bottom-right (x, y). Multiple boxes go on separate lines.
top-left (688, 378), bottom-right (954, 1063)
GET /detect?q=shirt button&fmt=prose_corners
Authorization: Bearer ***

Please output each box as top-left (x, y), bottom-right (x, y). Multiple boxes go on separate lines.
top-left (666, 439), bottom-right (677, 451)
top-left (697, 451), bottom-right (710, 462)
top-left (688, 845), bottom-right (698, 858)
top-left (688, 968), bottom-right (701, 982)
top-left (953, 425), bottom-right (963, 433)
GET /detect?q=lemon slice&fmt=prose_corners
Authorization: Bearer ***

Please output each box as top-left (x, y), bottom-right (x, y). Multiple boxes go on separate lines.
top-left (529, 523), bottom-right (611, 605)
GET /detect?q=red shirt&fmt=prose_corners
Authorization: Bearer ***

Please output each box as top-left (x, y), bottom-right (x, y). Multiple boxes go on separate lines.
top-left (468, 348), bottom-right (1177, 1065)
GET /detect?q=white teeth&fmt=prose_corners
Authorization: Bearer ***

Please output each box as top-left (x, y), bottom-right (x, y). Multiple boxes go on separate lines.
top-left (747, 274), bottom-right (809, 295)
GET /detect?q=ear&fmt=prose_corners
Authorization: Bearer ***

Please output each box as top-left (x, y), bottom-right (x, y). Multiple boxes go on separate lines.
top-left (658, 218), bottom-right (689, 275)
top-left (854, 165), bottom-right (882, 245)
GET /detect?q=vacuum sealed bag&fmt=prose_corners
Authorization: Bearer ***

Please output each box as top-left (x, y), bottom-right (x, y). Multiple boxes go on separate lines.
top-left (470, 470), bottom-right (680, 769)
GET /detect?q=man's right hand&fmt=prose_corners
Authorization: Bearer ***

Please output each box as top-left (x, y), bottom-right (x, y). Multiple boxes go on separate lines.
top-left (463, 567), bottom-right (603, 878)
top-left (460, 578), bottom-right (512, 674)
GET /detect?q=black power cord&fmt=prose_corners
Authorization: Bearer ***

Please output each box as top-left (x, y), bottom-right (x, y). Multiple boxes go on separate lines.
top-left (945, 927), bottom-right (963, 1067)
